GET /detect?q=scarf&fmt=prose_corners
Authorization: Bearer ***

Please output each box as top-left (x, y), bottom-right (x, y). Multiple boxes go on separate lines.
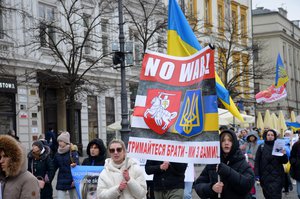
top-left (58, 144), bottom-right (70, 154)
top-left (111, 159), bottom-right (126, 169)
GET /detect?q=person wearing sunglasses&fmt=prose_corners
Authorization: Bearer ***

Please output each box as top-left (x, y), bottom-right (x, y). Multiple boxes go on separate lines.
top-left (97, 139), bottom-right (147, 199)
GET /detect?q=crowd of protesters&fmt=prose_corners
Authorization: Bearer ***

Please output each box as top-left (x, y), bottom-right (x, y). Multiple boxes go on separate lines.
top-left (1, 126), bottom-right (300, 199)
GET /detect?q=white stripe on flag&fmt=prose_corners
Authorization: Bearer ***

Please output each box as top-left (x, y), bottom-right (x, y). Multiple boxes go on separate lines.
top-left (134, 95), bottom-right (147, 107)
top-left (131, 116), bottom-right (149, 128)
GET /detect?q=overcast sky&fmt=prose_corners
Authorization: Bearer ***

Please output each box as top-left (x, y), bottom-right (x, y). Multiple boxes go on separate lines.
top-left (252, 0), bottom-right (300, 21)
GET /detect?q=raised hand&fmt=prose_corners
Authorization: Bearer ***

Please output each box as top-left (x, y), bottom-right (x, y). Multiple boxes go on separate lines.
top-left (123, 169), bottom-right (130, 181)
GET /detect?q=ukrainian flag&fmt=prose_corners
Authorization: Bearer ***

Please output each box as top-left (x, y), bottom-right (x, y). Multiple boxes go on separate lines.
top-left (286, 122), bottom-right (300, 131)
top-left (167, 0), bottom-right (244, 127)
top-left (275, 53), bottom-right (289, 88)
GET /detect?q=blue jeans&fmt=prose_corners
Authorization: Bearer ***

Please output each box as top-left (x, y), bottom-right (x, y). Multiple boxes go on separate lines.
top-left (184, 182), bottom-right (193, 199)
top-left (297, 180), bottom-right (300, 198)
top-left (57, 189), bottom-right (78, 199)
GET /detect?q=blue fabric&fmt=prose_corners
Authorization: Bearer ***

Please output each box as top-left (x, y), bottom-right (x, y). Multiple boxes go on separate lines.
top-left (168, 0), bottom-right (202, 50)
top-left (216, 83), bottom-right (230, 104)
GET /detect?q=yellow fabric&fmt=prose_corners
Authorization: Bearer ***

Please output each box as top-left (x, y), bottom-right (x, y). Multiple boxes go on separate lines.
top-left (283, 161), bottom-right (291, 173)
top-left (203, 113), bottom-right (219, 131)
top-left (220, 97), bottom-right (244, 122)
top-left (167, 30), bottom-right (198, 56)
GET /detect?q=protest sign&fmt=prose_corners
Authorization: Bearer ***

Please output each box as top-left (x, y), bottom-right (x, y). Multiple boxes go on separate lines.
top-left (71, 166), bottom-right (104, 199)
top-left (272, 139), bottom-right (286, 156)
top-left (130, 46), bottom-right (219, 164)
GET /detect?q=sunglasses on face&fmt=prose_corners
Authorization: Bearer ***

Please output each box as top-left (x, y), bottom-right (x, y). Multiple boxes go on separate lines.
top-left (109, 147), bottom-right (123, 153)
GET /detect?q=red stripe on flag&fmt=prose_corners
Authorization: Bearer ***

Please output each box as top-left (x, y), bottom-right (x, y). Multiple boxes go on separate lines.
top-left (133, 106), bottom-right (146, 117)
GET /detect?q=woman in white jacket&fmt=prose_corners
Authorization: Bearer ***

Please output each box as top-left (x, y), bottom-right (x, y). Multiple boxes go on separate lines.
top-left (97, 139), bottom-right (147, 199)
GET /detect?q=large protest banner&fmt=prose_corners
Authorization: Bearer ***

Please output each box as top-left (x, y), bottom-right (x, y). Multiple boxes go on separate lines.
top-left (130, 46), bottom-right (220, 164)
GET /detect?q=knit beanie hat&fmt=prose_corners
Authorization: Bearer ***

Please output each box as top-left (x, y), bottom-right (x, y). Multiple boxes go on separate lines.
top-left (32, 140), bottom-right (44, 151)
top-left (57, 131), bottom-right (70, 144)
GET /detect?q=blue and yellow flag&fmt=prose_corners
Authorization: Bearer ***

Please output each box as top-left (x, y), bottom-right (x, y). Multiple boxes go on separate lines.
top-left (167, 0), bottom-right (244, 123)
top-left (274, 53), bottom-right (289, 88)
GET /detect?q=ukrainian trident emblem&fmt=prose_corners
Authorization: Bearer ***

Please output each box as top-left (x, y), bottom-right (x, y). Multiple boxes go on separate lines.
top-left (175, 89), bottom-right (204, 137)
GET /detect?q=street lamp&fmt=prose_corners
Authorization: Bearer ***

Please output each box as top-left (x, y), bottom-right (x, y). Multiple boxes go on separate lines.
top-left (113, 0), bottom-right (131, 146)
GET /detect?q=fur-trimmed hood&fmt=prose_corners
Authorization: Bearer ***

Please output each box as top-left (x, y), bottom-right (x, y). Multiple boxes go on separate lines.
top-left (0, 135), bottom-right (24, 177)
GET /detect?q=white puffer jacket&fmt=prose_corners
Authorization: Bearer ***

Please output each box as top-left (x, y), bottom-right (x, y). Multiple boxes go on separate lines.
top-left (97, 157), bottom-right (147, 199)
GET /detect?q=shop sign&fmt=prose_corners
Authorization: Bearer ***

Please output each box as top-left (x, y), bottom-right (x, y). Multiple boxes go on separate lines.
top-left (0, 78), bottom-right (17, 93)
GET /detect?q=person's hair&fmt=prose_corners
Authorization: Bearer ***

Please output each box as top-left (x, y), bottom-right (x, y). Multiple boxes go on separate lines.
top-left (220, 132), bottom-right (233, 143)
top-left (219, 125), bottom-right (228, 131)
top-left (107, 139), bottom-right (126, 154)
top-left (81, 175), bottom-right (98, 199)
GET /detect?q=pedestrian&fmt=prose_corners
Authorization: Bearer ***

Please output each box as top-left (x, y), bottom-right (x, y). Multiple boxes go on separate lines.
top-left (145, 160), bottom-right (187, 199)
top-left (194, 129), bottom-right (255, 199)
top-left (97, 139), bottom-right (147, 199)
top-left (28, 140), bottom-right (56, 199)
top-left (290, 134), bottom-right (300, 198)
top-left (0, 135), bottom-right (40, 199)
top-left (46, 128), bottom-right (58, 156)
top-left (184, 163), bottom-right (194, 199)
top-left (82, 138), bottom-right (107, 166)
top-left (282, 130), bottom-right (293, 194)
top-left (255, 129), bottom-right (288, 199)
top-left (238, 128), bottom-right (248, 154)
top-left (245, 130), bottom-right (259, 166)
top-left (53, 131), bottom-right (79, 199)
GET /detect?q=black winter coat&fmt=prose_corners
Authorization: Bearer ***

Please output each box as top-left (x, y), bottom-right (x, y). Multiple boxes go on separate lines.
top-left (254, 130), bottom-right (288, 199)
top-left (290, 141), bottom-right (300, 180)
top-left (53, 149), bottom-right (79, 190)
top-left (82, 138), bottom-right (107, 166)
top-left (145, 160), bottom-right (187, 191)
top-left (194, 130), bottom-right (255, 199)
top-left (28, 146), bottom-right (55, 199)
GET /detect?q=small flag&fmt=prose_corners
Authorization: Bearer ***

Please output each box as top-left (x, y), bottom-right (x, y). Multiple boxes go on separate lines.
top-left (274, 53), bottom-right (288, 88)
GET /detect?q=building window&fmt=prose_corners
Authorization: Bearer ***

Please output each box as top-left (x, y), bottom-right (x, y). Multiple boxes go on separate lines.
top-left (231, 2), bottom-right (238, 39)
top-left (288, 45), bottom-right (292, 66)
top-left (217, 47), bottom-right (227, 82)
top-left (204, 0), bottom-right (212, 32)
top-left (240, 5), bottom-right (248, 44)
top-left (88, 96), bottom-right (98, 141)
top-left (134, 33), bottom-right (142, 64)
top-left (83, 14), bottom-right (91, 54)
top-left (101, 18), bottom-right (109, 55)
top-left (0, 93), bottom-right (16, 135)
top-left (157, 36), bottom-right (164, 53)
top-left (0, 1), bottom-right (4, 39)
top-left (38, 3), bottom-right (55, 47)
top-left (283, 43), bottom-right (287, 64)
top-left (130, 83), bottom-right (138, 110)
top-left (102, 35), bottom-right (108, 55)
top-left (217, 0), bottom-right (224, 34)
top-left (101, 18), bottom-right (109, 33)
top-left (242, 53), bottom-right (250, 97)
top-left (105, 97), bottom-right (115, 126)
top-left (253, 44), bottom-right (259, 62)
top-left (233, 52), bottom-right (241, 87)
top-left (254, 82), bottom-right (260, 96)
top-left (187, 0), bottom-right (197, 25)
